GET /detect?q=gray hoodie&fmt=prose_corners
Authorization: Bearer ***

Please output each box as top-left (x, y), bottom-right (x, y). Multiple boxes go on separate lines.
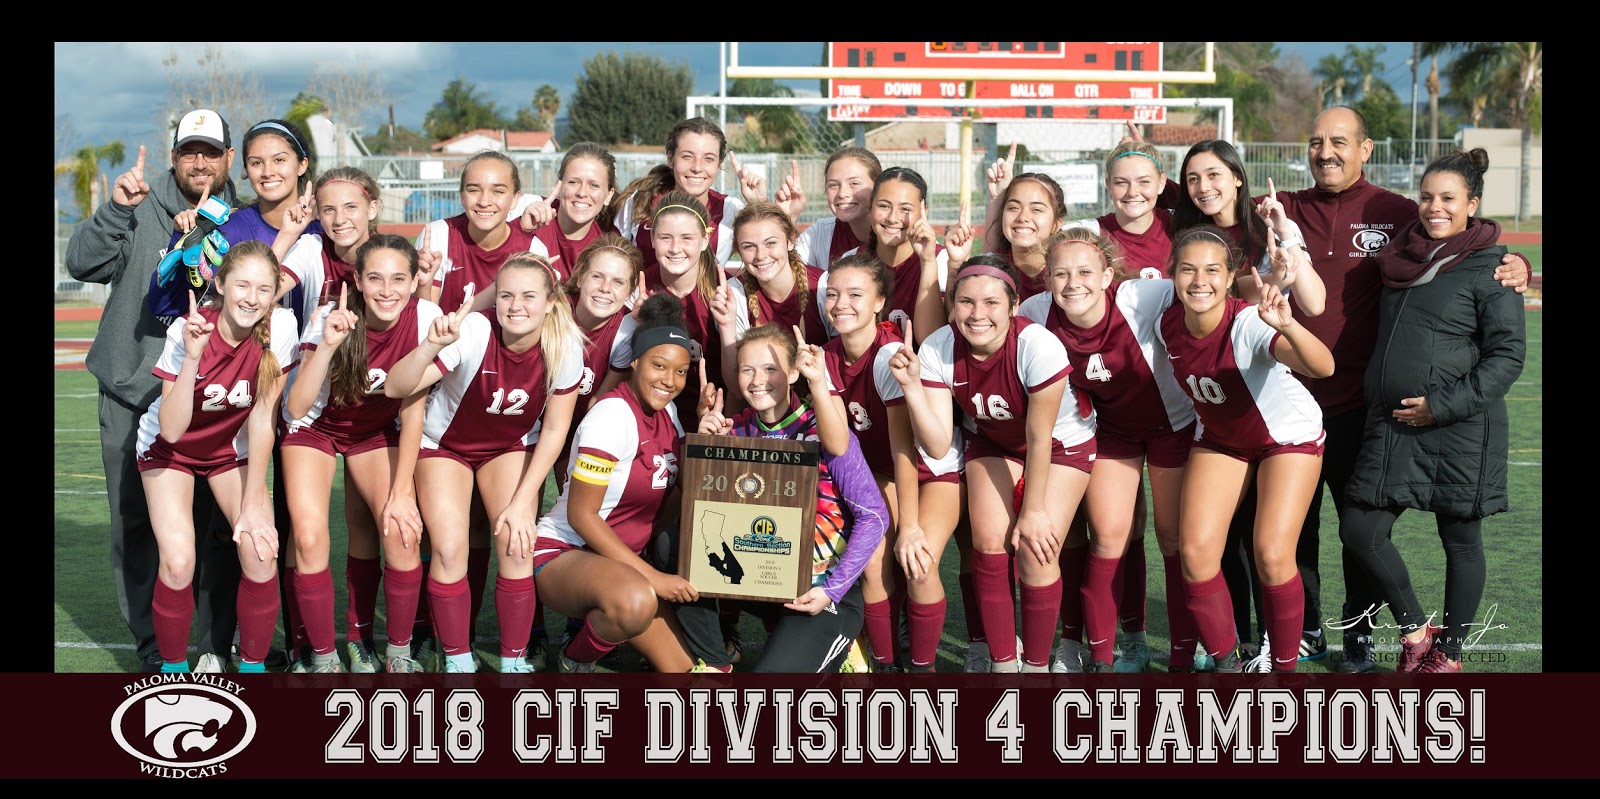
top-left (65, 170), bottom-right (237, 408)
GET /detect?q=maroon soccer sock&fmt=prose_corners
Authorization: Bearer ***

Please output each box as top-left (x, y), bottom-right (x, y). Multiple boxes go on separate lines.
top-left (971, 551), bottom-right (1017, 663)
top-left (1119, 539), bottom-right (1148, 632)
top-left (495, 575), bottom-right (537, 659)
top-left (907, 598), bottom-right (946, 669)
top-left (383, 564), bottom-right (424, 649)
top-left (958, 572), bottom-right (986, 643)
top-left (530, 592), bottom-right (548, 637)
top-left (413, 569), bottom-right (434, 643)
top-left (564, 619), bottom-right (624, 665)
top-left (1058, 546), bottom-right (1088, 642)
top-left (428, 575), bottom-right (473, 657)
top-left (1262, 573), bottom-right (1306, 672)
top-left (862, 598), bottom-right (897, 665)
top-left (1020, 577), bottom-right (1063, 668)
top-left (281, 566), bottom-right (307, 654)
top-left (1184, 572), bottom-right (1238, 658)
top-left (1082, 554), bottom-right (1121, 665)
top-left (293, 568), bottom-right (337, 656)
top-left (1163, 554), bottom-right (1200, 668)
top-left (152, 577), bottom-right (194, 665)
top-left (236, 573), bottom-right (279, 664)
top-left (466, 547), bottom-right (491, 636)
top-left (345, 555), bottom-right (381, 646)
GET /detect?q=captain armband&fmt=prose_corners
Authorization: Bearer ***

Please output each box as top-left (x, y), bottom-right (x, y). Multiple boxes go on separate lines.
top-left (572, 453), bottom-right (617, 485)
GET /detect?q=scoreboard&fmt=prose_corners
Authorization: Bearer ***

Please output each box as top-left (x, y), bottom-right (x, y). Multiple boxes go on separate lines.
top-left (827, 42), bottom-right (1166, 123)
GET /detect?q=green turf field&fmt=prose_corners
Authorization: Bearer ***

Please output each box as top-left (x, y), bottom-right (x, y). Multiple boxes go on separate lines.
top-left (51, 313), bottom-right (1543, 674)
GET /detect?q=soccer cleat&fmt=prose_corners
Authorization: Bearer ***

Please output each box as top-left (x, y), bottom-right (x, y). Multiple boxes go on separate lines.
top-left (289, 645), bottom-right (314, 674)
top-left (443, 653), bottom-right (477, 673)
top-left (1337, 634), bottom-right (1377, 673)
top-left (411, 636), bottom-right (442, 673)
top-left (1086, 660), bottom-right (1115, 674)
top-left (1051, 639), bottom-right (1085, 674)
top-left (1113, 639), bottom-right (1151, 673)
top-left (527, 637), bottom-right (551, 673)
top-left (1415, 646), bottom-right (1463, 674)
top-left (555, 650), bottom-right (595, 674)
top-left (840, 639), bottom-right (872, 673)
top-left (194, 653), bottom-right (225, 674)
top-left (1244, 649), bottom-right (1275, 673)
top-left (1210, 646), bottom-right (1245, 674)
top-left (963, 640), bottom-right (992, 673)
top-left (345, 640), bottom-right (377, 674)
top-left (311, 658), bottom-right (344, 674)
top-left (989, 656), bottom-right (1021, 673)
top-left (1398, 624), bottom-right (1442, 674)
top-left (160, 660), bottom-right (190, 674)
top-left (725, 634), bottom-right (745, 666)
top-left (384, 654), bottom-right (421, 674)
top-left (691, 659), bottom-right (733, 674)
top-left (1298, 629), bottom-right (1329, 661)
top-left (1192, 647), bottom-right (1215, 672)
top-left (501, 656), bottom-right (535, 674)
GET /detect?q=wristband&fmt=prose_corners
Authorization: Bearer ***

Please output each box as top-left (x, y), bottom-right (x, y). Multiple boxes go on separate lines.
top-left (1276, 235), bottom-right (1304, 251)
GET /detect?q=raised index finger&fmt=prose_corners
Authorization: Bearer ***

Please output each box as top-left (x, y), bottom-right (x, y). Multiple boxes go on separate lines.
top-left (1267, 177), bottom-right (1277, 200)
top-left (727, 149), bottom-right (741, 173)
top-left (549, 178), bottom-right (562, 201)
top-left (902, 316), bottom-right (913, 346)
top-left (959, 196), bottom-right (970, 228)
top-left (337, 281), bottom-right (347, 311)
top-left (1005, 141), bottom-right (1017, 170)
top-left (188, 289), bottom-right (198, 317)
top-left (698, 356), bottom-right (708, 387)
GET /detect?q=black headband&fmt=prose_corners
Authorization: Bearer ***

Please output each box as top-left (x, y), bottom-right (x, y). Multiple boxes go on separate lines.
top-left (632, 325), bottom-right (692, 358)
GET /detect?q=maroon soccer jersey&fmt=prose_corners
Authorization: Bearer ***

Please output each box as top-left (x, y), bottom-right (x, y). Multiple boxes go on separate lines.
top-left (421, 310), bottom-right (584, 461)
top-left (737, 264), bottom-right (831, 347)
top-left (1158, 297), bottom-right (1323, 450)
top-left (822, 321), bottom-right (903, 476)
top-left (1019, 280), bottom-right (1194, 439)
top-left (569, 308), bottom-right (628, 433)
top-left (287, 296), bottom-right (443, 439)
top-left (281, 233), bottom-right (357, 307)
top-left (879, 244), bottom-right (948, 337)
top-left (529, 201), bottom-right (603, 284)
top-left (137, 306), bottom-right (301, 465)
top-left (796, 216), bottom-right (865, 270)
top-left (917, 316), bottom-right (1091, 453)
top-left (1098, 210), bottom-right (1176, 277)
top-left (536, 384), bottom-right (684, 556)
top-left (989, 250), bottom-right (1051, 303)
top-left (433, 215), bottom-right (539, 316)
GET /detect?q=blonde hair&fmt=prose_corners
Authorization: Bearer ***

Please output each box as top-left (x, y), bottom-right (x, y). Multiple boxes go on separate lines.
top-left (737, 323), bottom-right (798, 374)
top-left (563, 232), bottom-right (642, 298)
top-left (1046, 226), bottom-right (1126, 282)
top-left (499, 252), bottom-right (587, 393)
top-left (1104, 140), bottom-right (1165, 175)
top-left (733, 202), bottom-right (810, 338)
top-left (208, 239), bottom-right (283, 394)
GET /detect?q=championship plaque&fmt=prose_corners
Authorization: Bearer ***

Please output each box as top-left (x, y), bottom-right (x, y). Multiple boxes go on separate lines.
top-left (678, 433), bottom-right (819, 602)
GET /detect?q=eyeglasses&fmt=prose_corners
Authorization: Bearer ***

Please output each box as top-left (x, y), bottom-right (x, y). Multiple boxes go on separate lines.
top-left (175, 149), bottom-right (225, 164)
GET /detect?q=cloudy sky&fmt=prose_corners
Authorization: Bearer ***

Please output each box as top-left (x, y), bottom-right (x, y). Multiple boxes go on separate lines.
top-left (55, 42), bottom-right (1418, 163)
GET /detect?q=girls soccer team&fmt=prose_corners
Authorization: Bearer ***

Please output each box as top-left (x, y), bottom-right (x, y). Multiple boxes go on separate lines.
top-left (135, 117), bottom-right (1498, 675)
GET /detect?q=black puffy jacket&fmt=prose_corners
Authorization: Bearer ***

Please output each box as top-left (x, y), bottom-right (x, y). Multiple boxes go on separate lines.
top-left (1345, 245), bottom-right (1526, 519)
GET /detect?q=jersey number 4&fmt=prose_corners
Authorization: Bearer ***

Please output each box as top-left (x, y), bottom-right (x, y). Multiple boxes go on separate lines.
top-left (201, 380), bottom-right (253, 411)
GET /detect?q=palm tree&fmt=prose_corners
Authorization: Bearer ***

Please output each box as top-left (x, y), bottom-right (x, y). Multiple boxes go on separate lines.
top-left (1315, 53), bottom-right (1353, 106)
top-left (1432, 42), bottom-right (1542, 219)
top-left (727, 78), bottom-right (809, 153)
top-left (1344, 44), bottom-right (1387, 99)
top-left (533, 85), bottom-right (561, 131)
top-left (54, 141), bottom-right (126, 221)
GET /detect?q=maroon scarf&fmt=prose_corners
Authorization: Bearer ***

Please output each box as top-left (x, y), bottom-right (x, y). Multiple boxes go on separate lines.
top-left (1374, 216), bottom-right (1501, 289)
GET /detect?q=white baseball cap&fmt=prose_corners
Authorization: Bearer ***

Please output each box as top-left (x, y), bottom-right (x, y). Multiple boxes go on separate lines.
top-left (173, 109), bottom-right (231, 150)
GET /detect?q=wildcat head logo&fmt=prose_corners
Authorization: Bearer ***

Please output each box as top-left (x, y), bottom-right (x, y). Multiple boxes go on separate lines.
top-left (1354, 229), bottom-right (1390, 253)
top-left (112, 677), bottom-right (256, 778)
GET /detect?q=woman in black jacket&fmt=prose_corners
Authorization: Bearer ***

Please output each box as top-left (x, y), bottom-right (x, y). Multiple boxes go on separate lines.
top-left (1339, 149), bottom-right (1526, 674)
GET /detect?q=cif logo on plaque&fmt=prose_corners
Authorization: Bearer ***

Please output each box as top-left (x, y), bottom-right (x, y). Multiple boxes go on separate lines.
top-left (680, 434), bottom-right (819, 602)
